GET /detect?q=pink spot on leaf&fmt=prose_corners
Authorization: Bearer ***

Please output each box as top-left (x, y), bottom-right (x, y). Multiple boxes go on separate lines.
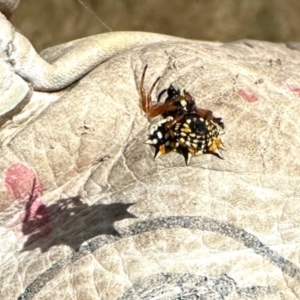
top-left (4, 163), bottom-right (52, 243)
top-left (238, 89), bottom-right (259, 103)
top-left (288, 85), bottom-right (300, 97)
top-left (5, 163), bottom-right (43, 201)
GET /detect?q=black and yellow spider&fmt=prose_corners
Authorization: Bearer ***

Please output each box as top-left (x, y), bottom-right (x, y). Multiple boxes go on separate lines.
top-left (139, 65), bottom-right (225, 165)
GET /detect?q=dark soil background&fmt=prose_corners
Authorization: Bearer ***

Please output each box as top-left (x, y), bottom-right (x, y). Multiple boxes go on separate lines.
top-left (11, 0), bottom-right (300, 52)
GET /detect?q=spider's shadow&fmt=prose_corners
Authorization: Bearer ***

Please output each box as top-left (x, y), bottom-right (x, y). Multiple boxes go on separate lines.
top-left (21, 194), bottom-right (136, 253)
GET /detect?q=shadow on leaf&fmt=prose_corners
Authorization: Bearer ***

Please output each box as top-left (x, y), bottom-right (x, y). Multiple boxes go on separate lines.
top-left (21, 194), bottom-right (136, 252)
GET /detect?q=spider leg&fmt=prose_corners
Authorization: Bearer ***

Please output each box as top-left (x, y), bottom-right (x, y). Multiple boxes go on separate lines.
top-left (195, 107), bottom-right (224, 129)
top-left (149, 101), bottom-right (178, 118)
top-left (183, 90), bottom-right (224, 129)
top-left (157, 88), bottom-right (168, 103)
top-left (140, 65), bottom-right (161, 117)
top-left (145, 75), bottom-right (161, 114)
top-left (183, 90), bottom-right (193, 102)
top-left (140, 66), bottom-right (178, 118)
top-left (140, 65), bottom-right (150, 113)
